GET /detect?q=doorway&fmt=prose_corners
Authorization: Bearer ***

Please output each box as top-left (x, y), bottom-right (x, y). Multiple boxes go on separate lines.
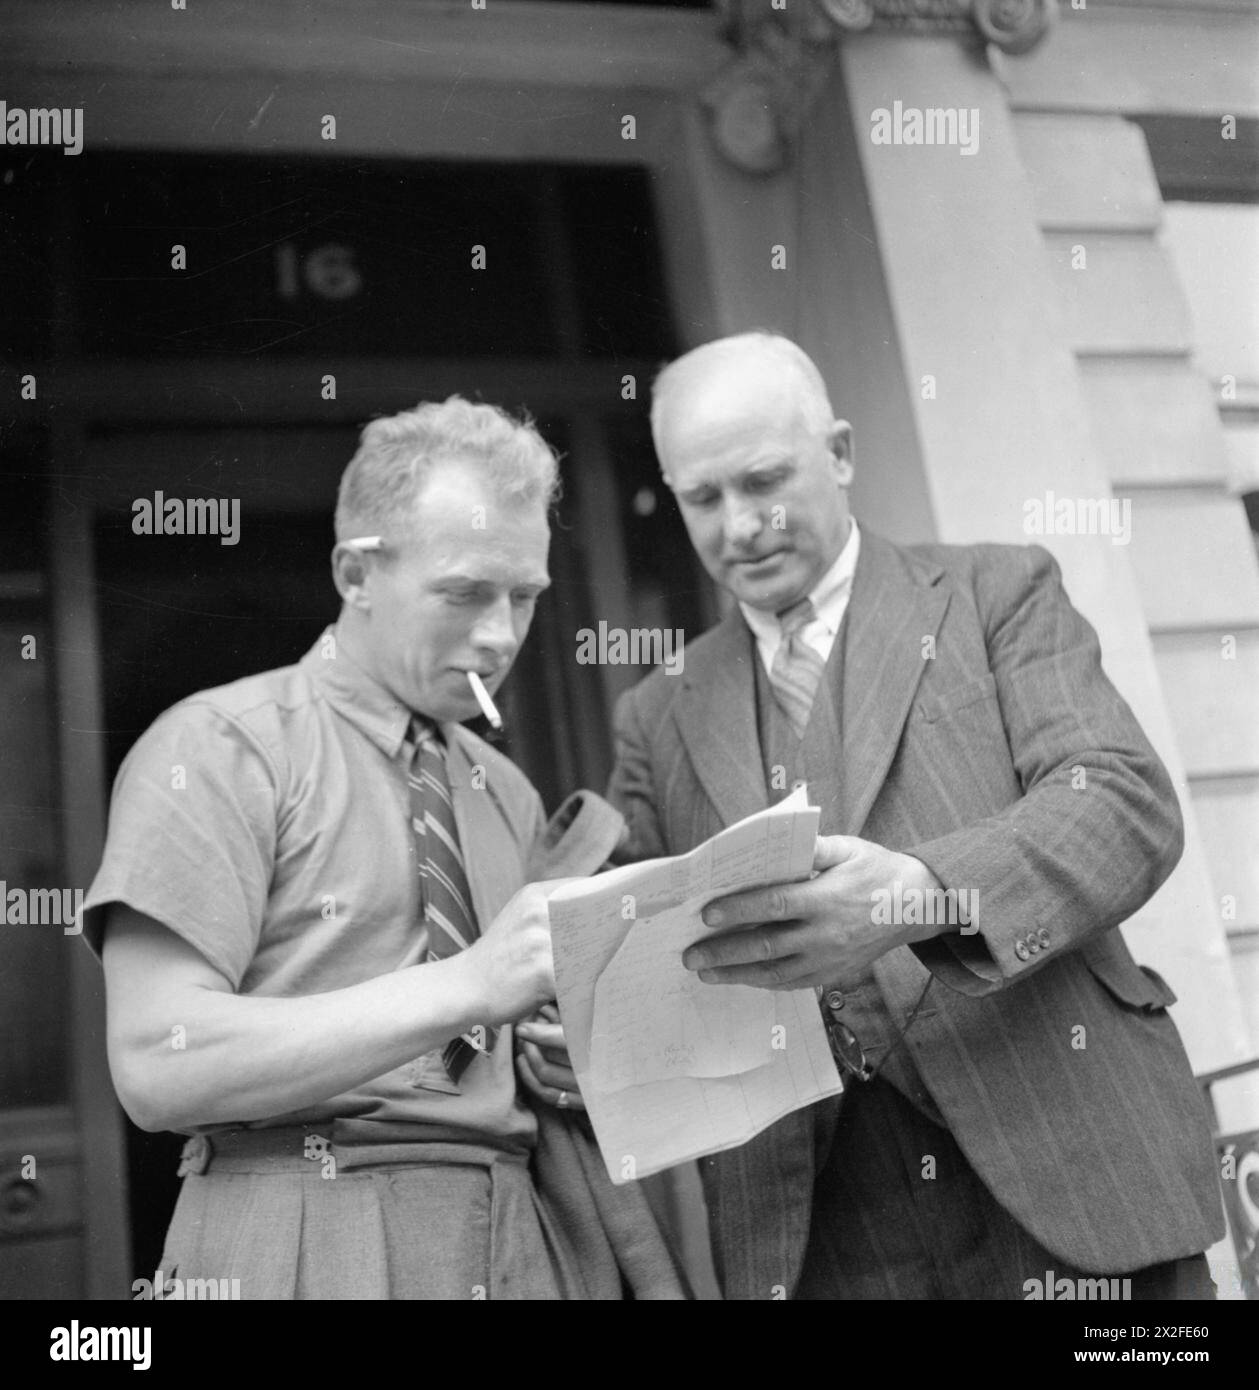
top-left (4, 146), bottom-right (707, 1292)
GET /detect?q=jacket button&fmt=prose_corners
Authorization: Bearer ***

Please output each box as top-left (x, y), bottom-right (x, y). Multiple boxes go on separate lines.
top-left (1037, 928), bottom-right (1050, 949)
top-left (825, 990), bottom-right (845, 1011)
top-left (1014, 940), bottom-right (1030, 961)
top-left (1027, 936), bottom-right (1041, 954)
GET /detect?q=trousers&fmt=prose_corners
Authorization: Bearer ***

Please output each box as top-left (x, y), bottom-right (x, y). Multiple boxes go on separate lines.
top-left (795, 1076), bottom-right (1216, 1300)
top-left (159, 1127), bottom-right (570, 1300)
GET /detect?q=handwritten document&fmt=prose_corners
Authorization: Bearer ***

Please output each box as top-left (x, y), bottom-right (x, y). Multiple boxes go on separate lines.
top-left (548, 788), bottom-right (844, 1183)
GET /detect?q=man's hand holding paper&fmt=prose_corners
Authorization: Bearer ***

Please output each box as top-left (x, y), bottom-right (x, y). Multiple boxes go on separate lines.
top-left (685, 835), bottom-right (946, 992)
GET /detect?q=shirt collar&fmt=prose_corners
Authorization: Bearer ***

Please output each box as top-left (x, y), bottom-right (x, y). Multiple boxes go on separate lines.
top-left (300, 622), bottom-right (416, 762)
top-left (738, 519), bottom-right (861, 646)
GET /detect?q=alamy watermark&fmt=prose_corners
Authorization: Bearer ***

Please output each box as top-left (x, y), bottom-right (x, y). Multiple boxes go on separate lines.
top-left (871, 880), bottom-right (977, 933)
top-left (870, 102), bottom-right (979, 157)
top-left (1, 884), bottom-right (82, 934)
top-left (132, 492), bottom-right (241, 546)
top-left (50, 1323), bottom-right (150, 1370)
top-left (1022, 492), bottom-right (1131, 545)
top-left (133, 1270), bottom-right (242, 1300)
top-left (1024, 1270), bottom-right (1132, 1301)
top-left (575, 622), bottom-right (684, 675)
top-left (1, 102), bottom-right (83, 156)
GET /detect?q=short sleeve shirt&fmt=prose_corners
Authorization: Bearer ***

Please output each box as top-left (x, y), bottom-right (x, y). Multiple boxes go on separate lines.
top-left (83, 628), bottom-right (545, 1152)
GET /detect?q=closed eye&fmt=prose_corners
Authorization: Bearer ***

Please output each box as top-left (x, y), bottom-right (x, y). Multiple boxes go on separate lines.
top-left (744, 467), bottom-right (790, 493)
top-left (437, 583), bottom-right (491, 605)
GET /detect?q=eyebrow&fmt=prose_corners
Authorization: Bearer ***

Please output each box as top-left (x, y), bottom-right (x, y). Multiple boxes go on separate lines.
top-left (434, 575), bottom-right (551, 590)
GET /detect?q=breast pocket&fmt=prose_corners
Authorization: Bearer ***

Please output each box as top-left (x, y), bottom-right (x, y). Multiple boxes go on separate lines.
top-left (915, 672), bottom-right (998, 724)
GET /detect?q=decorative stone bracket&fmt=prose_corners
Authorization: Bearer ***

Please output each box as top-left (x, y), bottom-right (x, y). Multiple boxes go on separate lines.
top-left (808, 0), bottom-right (1056, 53)
top-left (704, 0), bottom-right (1056, 173)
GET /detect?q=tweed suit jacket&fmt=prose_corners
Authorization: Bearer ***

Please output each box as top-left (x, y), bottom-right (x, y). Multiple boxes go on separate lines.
top-left (608, 528), bottom-right (1225, 1297)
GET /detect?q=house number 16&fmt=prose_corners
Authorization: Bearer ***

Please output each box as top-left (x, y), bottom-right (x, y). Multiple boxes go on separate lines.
top-left (274, 243), bottom-right (363, 301)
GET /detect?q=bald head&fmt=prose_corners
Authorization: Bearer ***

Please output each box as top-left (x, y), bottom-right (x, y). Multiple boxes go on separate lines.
top-left (650, 333), bottom-right (855, 613)
top-left (651, 332), bottom-right (838, 477)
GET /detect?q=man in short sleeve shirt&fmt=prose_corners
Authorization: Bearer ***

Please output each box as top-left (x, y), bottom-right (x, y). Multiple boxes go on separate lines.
top-left (84, 397), bottom-right (642, 1299)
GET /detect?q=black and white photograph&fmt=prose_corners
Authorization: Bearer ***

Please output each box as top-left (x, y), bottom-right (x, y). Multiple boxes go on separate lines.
top-left (1, 0), bottom-right (1257, 1353)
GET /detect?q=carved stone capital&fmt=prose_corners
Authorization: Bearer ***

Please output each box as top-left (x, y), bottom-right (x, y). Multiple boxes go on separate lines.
top-left (704, 0), bottom-right (1056, 173)
top-left (702, 22), bottom-right (829, 175)
top-left (818, 0), bottom-right (1056, 56)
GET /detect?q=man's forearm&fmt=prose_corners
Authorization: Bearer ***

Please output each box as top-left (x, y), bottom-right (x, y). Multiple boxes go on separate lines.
top-left (105, 915), bottom-right (494, 1131)
top-left (906, 748), bottom-right (1182, 987)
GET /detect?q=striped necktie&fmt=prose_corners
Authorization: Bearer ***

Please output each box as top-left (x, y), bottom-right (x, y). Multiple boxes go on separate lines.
top-left (407, 717), bottom-right (497, 1082)
top-left (770, 597), bottom-right (827, 739)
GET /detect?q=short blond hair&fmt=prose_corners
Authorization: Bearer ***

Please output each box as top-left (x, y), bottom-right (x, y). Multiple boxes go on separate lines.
top-left (335, 395), bottom-right (561, 541)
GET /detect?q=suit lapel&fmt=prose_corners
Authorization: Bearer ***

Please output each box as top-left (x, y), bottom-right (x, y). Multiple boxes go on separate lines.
top-left (674, 534), bottom-right (952, 840)
top-left (836, 531), bottom-right (951, 837)
top-left (673, 612), bottom-right (768, 830)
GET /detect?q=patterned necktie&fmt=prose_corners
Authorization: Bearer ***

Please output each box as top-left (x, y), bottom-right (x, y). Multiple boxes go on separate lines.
top-left (407, 717), bottom-right (496, 1082)
top-left (770, 597), bottom-right (827, 739)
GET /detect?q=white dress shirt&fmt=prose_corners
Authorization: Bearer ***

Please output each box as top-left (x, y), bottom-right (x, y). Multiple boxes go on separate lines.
top-left (739, 520), bottom-right (862, 676)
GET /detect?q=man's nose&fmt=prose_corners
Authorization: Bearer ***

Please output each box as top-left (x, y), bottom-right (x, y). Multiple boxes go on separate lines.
top-left (469, 595), bottom-right (518, 658)
top-left (722, 496), bottom-right (764, 547)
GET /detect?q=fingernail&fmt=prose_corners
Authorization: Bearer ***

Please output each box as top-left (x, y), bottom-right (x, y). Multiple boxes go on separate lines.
top-left (703, 908), bottom-right (724, 927)
top-left (686, 950), bottom-right (709, 970)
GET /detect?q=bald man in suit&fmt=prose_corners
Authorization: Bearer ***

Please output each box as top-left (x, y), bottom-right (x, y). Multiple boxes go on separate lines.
top-left (608, 333), bottom-right (1224, 1300)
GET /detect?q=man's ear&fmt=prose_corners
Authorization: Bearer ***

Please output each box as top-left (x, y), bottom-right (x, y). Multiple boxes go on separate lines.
top-left (829, 420), bottom-right (855, 488)
top-left (331, 543), bottom-right (373, 611)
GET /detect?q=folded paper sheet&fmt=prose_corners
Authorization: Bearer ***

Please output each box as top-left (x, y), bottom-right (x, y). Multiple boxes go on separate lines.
top-left (548, 788), bottom-right (844, 1183)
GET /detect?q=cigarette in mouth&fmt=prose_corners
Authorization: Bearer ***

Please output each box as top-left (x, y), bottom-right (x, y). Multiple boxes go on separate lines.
top-left (466, 671), bottom-right (503, 730)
